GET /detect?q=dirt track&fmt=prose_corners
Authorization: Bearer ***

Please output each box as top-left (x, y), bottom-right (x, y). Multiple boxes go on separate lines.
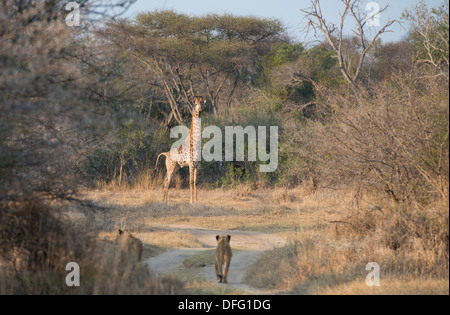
top-left (144, 224), bottom-right (286, 294)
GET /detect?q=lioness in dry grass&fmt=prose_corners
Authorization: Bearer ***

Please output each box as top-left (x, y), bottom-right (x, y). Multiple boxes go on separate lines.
top-left (215, 235), bottom-right (232, 284)
top-left (115, 229), bottom-right (143, 264)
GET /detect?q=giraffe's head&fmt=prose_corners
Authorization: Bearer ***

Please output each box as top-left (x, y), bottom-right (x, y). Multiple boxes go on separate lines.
top-left (194, 96), bottom-right (204, 112)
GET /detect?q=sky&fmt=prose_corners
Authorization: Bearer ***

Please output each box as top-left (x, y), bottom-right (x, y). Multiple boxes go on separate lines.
top-left (124, 0), bottom-right (445, 44)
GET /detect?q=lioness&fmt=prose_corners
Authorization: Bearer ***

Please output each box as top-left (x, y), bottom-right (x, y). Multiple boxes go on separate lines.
top-left (215, 235), bottom-right (232, 284)
top-left (115, 229), bottom-right (143, 264)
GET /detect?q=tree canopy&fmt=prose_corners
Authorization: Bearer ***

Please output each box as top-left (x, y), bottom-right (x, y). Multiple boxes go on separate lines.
top-left (99, 10), bottom-right (287, 124)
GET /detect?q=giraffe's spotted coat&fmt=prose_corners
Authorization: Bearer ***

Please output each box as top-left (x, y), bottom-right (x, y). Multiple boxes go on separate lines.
top-left (155, 97), bottom-right (203, 204)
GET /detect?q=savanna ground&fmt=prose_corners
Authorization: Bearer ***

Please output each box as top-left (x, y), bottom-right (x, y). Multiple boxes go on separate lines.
top-left (1, 0), bottom-right (448, 296)
top-left (68, 183), bottom-right (448, 295)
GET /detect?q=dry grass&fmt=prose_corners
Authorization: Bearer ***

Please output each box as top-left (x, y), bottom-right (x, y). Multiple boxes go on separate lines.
top-left (0, 199), bottom-right (185, 295)
top-left (80, 186), bottom-right (337, 235)
top-left (181, 250), bottom-right (217, 268)
top-left (244, 189), bottom-right (449, 295)
top-left (312, 278), bottom-right (449, 295)
top-left (4, 184), bottom-right (445, 295)
top-left (94, 170), bottom-right (183, 193)
top-left (79, 185), bottom-right (449, 295)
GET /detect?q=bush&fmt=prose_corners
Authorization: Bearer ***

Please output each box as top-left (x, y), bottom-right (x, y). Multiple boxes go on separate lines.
top-left (83, 120), bottom-right (170, 186)
top-left (289, 76), bottom-right (449, 205)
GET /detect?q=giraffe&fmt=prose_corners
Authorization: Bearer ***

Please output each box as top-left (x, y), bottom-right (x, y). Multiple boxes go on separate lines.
top-left (155, 96), bottom-right (203, 204)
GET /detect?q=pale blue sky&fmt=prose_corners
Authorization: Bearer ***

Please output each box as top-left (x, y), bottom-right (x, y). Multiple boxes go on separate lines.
top-left (124, 0), bottom-right (445, 44)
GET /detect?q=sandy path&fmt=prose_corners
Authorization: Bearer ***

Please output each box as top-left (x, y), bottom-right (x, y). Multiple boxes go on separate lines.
top-left (146, 248), bottom-right (209, 275)
top-left (144, 224), bottom-right (286, 294)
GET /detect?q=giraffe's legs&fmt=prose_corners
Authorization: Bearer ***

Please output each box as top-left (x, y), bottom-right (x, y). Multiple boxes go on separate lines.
top-left (194, 168), bottom-right (198, 203)
top-left (163, 159), bottom-right (179, 204)
top-left (189, 165), bottom-right (194, 204)
top-left (163, 172), bottom-right (171, 204)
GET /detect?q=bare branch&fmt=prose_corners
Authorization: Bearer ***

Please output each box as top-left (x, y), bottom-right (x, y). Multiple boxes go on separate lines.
top-left (301, 0), bottom-right (399, 97)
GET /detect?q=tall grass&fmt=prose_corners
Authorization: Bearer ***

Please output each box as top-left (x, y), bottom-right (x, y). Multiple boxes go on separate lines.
top-left (0, 199), bottom-right (184, 295)
top-left (245, 189), bottom-right (449, 294)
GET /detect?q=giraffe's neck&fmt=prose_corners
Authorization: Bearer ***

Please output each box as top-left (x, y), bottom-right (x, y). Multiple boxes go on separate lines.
top-left (190, 109), bottom-right (200, 133)
top-left (186, 109), bottom-right (201, 162)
